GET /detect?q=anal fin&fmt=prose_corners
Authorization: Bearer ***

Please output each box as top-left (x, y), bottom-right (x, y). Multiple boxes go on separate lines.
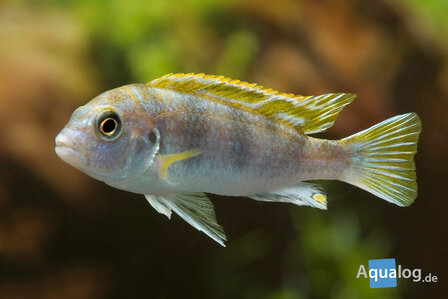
top-left (145, 193), bottom-right (226, 246)
top-left (248, 182), bottom-right (327, 210)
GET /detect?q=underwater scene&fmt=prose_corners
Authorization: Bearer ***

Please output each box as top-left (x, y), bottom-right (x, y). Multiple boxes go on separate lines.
top-left (1, 0), bottom-right (447, 298)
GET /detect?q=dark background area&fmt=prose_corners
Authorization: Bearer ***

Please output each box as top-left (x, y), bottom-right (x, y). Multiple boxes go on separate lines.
top-left (0, 0), bottom-right (447, 298)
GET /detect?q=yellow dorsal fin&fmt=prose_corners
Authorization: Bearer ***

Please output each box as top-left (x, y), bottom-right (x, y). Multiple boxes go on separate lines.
top-left (148, 73), bottom-right (356, 134)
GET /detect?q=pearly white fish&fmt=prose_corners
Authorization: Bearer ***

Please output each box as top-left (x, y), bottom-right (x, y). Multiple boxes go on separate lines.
top-left (55, 73), bottom-right (422, 246)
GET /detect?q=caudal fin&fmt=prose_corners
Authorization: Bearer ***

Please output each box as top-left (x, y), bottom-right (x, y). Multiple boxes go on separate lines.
top-left (340, 113), bottom-right (422, 206)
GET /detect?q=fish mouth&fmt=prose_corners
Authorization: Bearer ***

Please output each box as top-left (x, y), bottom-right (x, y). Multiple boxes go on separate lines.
top-left (55, 131), bottom-right (87, 167)
top-left (55, 145), bottom-right (79, 164)
top-left (54, 130), bottom-right (111, 179)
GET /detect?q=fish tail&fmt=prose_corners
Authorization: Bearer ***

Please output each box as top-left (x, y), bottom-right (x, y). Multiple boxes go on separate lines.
top-left (340, 113), bottom-right (422, 206)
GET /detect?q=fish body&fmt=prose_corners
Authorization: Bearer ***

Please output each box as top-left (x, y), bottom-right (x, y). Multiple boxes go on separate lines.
top-left (115, 85), bottom-right (346, 196)
top-left (55, 73), bottom-right (422, 246)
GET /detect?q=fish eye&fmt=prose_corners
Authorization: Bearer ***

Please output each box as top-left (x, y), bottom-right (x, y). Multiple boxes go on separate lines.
top-left (96, 111), bottom-right (122, 141)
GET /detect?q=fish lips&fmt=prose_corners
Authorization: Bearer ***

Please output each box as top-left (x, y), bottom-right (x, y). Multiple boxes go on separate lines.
top-left (55, 129), bottom-right (88, 168)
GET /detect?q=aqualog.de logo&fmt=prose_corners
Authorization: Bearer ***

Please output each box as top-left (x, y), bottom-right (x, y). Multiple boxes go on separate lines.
top-left (356, 258), bottom-right (438, 288)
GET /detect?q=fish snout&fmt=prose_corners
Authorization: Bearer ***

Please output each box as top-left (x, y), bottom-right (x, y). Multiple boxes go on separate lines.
top-left (55, 129), bottom-right (84, 166)
top-left (55, 130), bottom-right (71, 148)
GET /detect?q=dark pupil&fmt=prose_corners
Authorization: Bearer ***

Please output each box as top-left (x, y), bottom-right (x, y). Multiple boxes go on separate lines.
top-left (148, 131), bottom-right (157, 144)
top-left (102, 118), bottom-right (116, 134)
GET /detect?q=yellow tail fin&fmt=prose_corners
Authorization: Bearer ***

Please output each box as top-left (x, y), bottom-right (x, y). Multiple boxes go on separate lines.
top-left (340, 113), bottom-right (422, 206)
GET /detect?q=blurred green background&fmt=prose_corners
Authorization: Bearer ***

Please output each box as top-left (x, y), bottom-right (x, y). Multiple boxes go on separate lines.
top-left (0, 0), bottom-right (447, 298)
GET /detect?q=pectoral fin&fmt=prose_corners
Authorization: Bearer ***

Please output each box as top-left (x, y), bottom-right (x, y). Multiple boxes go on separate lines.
top-left (144, 193), bottom-right (226, 246)
top-left (145, 195), bottom-right (172, 218)
top-left (248, 182), bottom-right (328, 210)
top-left (158, 149), bottom-right (202, 179)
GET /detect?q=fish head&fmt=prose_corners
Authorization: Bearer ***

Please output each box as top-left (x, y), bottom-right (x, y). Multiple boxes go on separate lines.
top-left (55, 84), bottom-right (159, 182)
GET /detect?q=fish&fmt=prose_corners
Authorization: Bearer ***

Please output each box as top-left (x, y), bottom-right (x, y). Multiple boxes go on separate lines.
top-left (55, 73), bottom-right (422, 246)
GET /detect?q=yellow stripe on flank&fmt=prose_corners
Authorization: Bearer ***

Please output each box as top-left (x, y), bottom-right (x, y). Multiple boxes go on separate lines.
top-left (158, 149), bottom-right (202, 179)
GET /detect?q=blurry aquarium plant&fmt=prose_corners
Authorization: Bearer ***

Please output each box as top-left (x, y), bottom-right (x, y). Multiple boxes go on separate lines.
top-left (404, 0), bottom-right (448, 45)
top-left (69, 0), bottom-right (258, 85)
top-left (204, 191), bottom-right (401, 299)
